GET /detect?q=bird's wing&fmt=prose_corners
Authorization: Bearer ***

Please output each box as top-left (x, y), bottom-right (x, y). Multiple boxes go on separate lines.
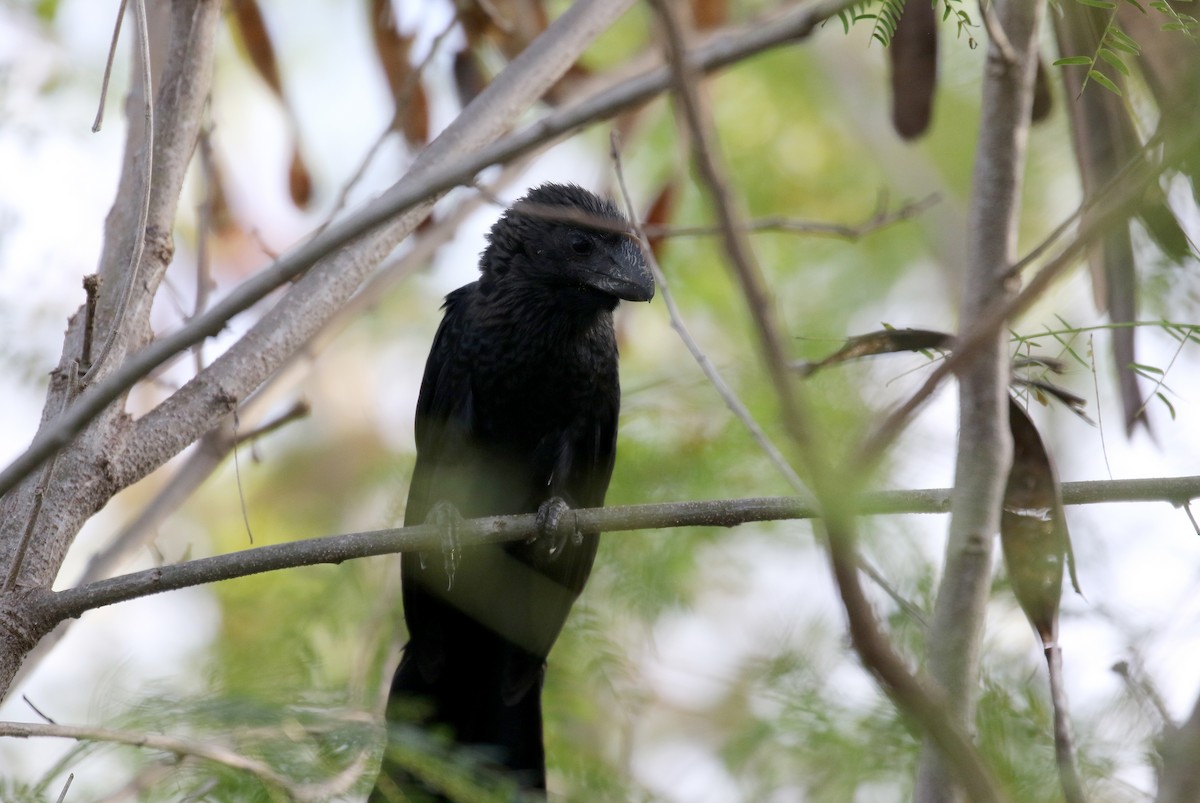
top-left (403, 285), bottom-right (476, 527)
top-left (399, 285), bottom-right (482, 681)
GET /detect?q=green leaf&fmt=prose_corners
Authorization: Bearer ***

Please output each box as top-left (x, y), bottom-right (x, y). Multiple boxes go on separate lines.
top-left (1156, 392), bottom-right (1177, 419)
top-left (1053, 55), bottom-right (1093, 65)
top-left (1088, 70), bottom-right (1122, 94)
top-left (1098, 48), bottom-right (1132, 75)
top-left (1105, 37), bottom-right (1141, 54)
top-left (1107, 28), bottom-right (1143, 52)
top-left (1076, 0), bottom-right (1118, 8)
top-left (1131, 361), bottom-right (1164, 375)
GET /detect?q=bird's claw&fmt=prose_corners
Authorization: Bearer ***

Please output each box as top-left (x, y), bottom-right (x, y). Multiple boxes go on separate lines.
top-left (533, 497), bottom-right (576, 562)
top-left (426, 501), bottom-right (464, 590)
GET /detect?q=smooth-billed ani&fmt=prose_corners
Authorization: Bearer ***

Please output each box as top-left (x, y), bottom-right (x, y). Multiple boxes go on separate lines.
top-left (371, 183), bottom-right (654, 800)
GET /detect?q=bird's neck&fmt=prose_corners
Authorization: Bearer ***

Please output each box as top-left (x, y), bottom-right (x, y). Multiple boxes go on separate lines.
top-left (485, 279), bottom-right (617, 337)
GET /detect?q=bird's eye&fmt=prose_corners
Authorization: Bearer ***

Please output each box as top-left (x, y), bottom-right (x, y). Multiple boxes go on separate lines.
top-left (569, 235), bottom-right (594, 256)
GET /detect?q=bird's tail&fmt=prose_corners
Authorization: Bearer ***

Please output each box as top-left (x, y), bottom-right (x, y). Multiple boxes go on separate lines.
top-left (370, 646), bottom-right (547, 801)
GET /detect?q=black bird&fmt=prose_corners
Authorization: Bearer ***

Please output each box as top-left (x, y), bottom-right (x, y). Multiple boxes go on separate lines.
top-left (372, 183), bottom-right (654, 800)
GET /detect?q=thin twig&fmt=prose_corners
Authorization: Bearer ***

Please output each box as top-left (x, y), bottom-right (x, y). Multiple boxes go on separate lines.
top-left (857, 556), bottom-right (928, 627)
top-left (1046, 645), bottom-right (1086, 803)
top-left (609, 131), bottom-right (812, 502)
top-left (1088, 334), bottom-right (1114, 480)
top-left (230, 411), bottom-right (255, 545)
top-left (317, 11), bottom-right (461, 234)
top-left (192, 117), bottom-right (217, 374)
top-left (1184, 501), bottom-right (1200, 536)
top-left (92, 0), bottom-right (130, 133)
top-left (978, 0), bottom-right (1018, 64)
top-left (1112, 658), bottom-right (1176, 730)
top-left (0, 720), bottom-right (367, 803)
top-left (23, 695), bottom-right (56, 724)
top-left (54, 773), bottom-right (74, 803)
top-left (82, 0), bottom-right (155, 385)
top-left (232, 400), bottom-right (310, 447)
top-left (648, 0), bottom-right (804, 433)
top-left (81, 275), bottom-right (100, 370)
top-left (177, 778), bottom-right (218, 803)
top-left (643, 194), bottom-right (940, 241)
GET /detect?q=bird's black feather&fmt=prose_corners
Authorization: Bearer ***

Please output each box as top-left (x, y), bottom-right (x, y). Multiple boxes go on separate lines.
top-left (372, 184), bottom-right (653, 800)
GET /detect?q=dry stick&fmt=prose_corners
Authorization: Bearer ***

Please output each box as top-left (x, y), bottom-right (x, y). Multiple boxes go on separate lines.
top-left (0, 0), bottom-right (855, 502)
top-left (92, 0), bottom-right (130, 133)
top-left (192, 120), bottom-right (217, 374)
top-left (608, 132), bottom-right (812, 501)
top-left (83, 0), bottom-right (155, 385)
top-left (1112, 658), bottom-right (1176, 730)
top-left (9, 475), bottom-right (1192, 628)
top-left (53, 773), bottom-right (74, 803)
top-left (647, 1), bottom-right (1004, 800)
top-left (0, 720), bottom-right (369, 803)
top-left (643, 193), bottom-right (940, 240)
top-left (81, 276), bottom-right (100, 369)
top-left (646, 0), bottom-right (805, 435)
top-left (318, 10), bottom-right (462, 234)
top-left (1046, 645), bottom-right (1086, 803)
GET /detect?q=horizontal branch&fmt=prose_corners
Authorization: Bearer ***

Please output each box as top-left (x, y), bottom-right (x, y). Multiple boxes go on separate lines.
top-left (39, 475), bottom-right (1200, 623)
top-left (0, 0), bottom-right (853, 502)
top-left (0, 720), bottom-right (370, 802)
top-left (643, 193), bottom-right (940, 241)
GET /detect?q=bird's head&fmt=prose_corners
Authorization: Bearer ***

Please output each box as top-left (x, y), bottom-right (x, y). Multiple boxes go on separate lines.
top-left (480, 183), bottom-right (655, 309)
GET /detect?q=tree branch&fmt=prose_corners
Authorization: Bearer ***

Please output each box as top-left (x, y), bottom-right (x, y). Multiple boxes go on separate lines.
top-left (0, 0), bottom-right (220, 595)
top-left (29, 476), bottom-right (1198, 692)
top-left (915, 0), bottom-right (1047, 796)
top-left (642, 193), bottom-right (940, 241)
top-left (0, 720), bottom-right (370, 803)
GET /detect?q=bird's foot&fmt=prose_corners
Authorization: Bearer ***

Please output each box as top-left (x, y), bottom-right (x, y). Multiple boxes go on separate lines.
top-left (533, 496), bottom-right (577, 562)
top-left (426, 501), bottom-right (463, 590)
